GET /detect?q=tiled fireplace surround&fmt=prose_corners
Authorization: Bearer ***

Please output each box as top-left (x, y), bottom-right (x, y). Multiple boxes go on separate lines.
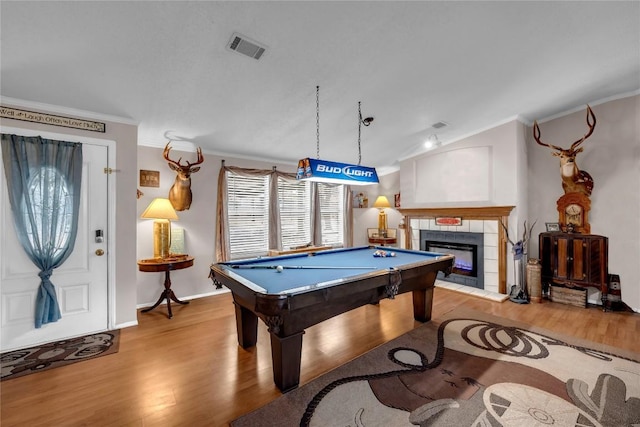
top-left (399, 206), bottom-right (514, 295)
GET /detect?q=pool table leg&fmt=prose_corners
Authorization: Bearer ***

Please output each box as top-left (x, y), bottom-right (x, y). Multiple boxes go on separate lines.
top-left (412, 286), bottom-right (434, 322)
top-left (270, 331), bottom-right (304, 392)
top-left (234, 303), bottom-right (258, 348)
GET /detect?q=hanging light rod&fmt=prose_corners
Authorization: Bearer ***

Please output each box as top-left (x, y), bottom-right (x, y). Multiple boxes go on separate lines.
top-left (296, 87), bottom-right (379, 186)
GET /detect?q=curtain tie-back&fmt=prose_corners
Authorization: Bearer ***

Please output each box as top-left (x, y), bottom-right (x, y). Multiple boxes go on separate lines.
top-left (38, 269), bottom-right (53, 281)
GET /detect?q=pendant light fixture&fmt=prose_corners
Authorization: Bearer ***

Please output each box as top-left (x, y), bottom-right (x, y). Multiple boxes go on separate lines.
top-left (296, 86), bottom-right (379, 185)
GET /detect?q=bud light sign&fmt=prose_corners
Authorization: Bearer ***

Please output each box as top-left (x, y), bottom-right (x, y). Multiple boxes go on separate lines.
top-left (296, 158), bottom-right (379, 185)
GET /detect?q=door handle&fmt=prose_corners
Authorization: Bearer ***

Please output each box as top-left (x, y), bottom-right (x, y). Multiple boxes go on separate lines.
top-left (95, 249), bottom-right (105, 256)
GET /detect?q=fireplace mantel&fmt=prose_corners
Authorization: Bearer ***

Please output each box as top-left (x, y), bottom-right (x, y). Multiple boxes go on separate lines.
top-left (398, 206), bottom-right (515, 294)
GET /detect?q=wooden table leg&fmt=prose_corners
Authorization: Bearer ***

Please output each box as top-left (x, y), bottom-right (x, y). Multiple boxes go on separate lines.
top-left (270, 331), bottom-right (304, 392)
top-left (412, 286), bottom-right (434, 322)
top-left (234, 303), bottom-right (258, 348)
top-left (142, 270), bottom-right (189, 319)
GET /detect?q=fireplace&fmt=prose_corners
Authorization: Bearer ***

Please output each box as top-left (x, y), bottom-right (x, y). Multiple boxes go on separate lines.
top-left (400, 206), bottom-right (514, 294)
top-left (420, 230), bottom-right (484, 289)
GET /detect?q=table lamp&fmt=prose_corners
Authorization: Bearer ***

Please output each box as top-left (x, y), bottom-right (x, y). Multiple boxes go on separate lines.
top-left (141, 198), bottom-right (179, 258)
top-left (373, 195), bottom-right (391, 237)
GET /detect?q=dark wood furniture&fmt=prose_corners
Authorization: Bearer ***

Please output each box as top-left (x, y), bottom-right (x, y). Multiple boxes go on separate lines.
top-left (209, 246), bottom-right (454, 392)
top-left (368, 236), bottom-right (397, 245)
top-left (538, 232), bottom-right (608, 308)
top-left (137, 256), bottom-right (194, 319)
top-left (367, 228), bottom-right (397, 246)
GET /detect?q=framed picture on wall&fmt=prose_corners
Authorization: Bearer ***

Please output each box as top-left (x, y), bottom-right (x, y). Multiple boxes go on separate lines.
top-left (353, 192), bottom-right (368, 208)
top-left (394, 193), bottom-right (401, 208)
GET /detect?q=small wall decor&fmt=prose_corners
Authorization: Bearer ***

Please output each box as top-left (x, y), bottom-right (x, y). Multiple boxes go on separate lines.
top-left (435, 217), bottom-right (462, 226)
top-left (140, 170), bottom-right (160, 187)
top-left (394, 193), bottom-right (401, 208)
top-left (353, 192), bottom-right (368, 208)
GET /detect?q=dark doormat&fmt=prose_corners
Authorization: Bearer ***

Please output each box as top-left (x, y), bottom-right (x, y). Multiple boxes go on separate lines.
top-left (1, 330), bottom-right (120, 381)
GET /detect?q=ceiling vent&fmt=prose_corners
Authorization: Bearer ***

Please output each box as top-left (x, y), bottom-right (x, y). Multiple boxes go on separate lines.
top-left (431, 121), bottom-right (448, 129)
top-left (227, 33), bottom-right (266, 60)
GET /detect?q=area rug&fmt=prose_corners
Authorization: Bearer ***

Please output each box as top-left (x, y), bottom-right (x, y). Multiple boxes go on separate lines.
top-left (0, 330), bottom-right (120, 380)
top-left (232, 309), bottom-right (640, 427)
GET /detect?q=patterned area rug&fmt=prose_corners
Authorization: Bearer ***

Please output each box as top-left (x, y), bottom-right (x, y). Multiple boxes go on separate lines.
top-left (232, 309), bottom-right (640, 427)
top-left (0, 330), bottom-right (119, 380)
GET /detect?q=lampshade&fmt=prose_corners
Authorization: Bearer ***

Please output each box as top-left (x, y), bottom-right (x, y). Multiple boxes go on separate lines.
top-left (141, 198), bottom-right (179, 220)
top-left (373, 196), bottom-right (391, 208)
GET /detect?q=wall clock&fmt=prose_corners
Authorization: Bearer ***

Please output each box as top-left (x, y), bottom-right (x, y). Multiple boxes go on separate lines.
top-left (556, 192), bottom-right (591, 234)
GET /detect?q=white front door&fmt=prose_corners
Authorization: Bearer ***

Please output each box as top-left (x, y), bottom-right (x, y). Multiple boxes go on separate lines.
top-left (0, 138), bottom-right (109, 352)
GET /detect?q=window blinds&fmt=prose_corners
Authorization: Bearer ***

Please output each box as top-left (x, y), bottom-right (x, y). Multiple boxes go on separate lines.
top-left (318, 183), bottom-right (344, 246)
top-left (226, 173), bottom-right (269, 259)
top-left (278, 177), bottom-right (311, 250)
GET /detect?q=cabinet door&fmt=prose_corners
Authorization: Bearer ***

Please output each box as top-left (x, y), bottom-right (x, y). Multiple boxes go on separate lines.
top-left (555, 237), bottom-right (569, 279)
top-left (570, 238), bottom-right (587, 281)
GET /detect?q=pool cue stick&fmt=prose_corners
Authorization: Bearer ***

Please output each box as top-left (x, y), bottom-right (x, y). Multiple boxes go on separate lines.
top-left (230, 265), bottom-right (376, 270)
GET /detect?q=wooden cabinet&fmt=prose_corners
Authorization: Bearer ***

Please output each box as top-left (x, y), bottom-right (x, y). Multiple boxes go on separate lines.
top-left (539, 232), bottom-right (608, 306)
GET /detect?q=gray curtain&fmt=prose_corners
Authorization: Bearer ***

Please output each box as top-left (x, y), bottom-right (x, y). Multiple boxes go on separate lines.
top-left (1, 134), bottom-right (83, 328)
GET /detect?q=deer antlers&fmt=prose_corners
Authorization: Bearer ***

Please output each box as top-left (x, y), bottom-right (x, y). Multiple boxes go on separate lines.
top-left (533, 105), bottom-right (596, 156)
top-left (163, 142), bottom-right (204, 169)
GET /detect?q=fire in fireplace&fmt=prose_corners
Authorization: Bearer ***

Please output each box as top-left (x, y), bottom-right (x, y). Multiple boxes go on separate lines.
top-left (424, 241), bottom-right (477, 277)
top-left (420, 230), bottom-right (484, 289)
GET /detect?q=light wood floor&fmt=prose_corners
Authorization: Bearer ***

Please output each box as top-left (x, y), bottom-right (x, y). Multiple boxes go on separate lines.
top-left (1, 288), bottom-right (638, 426)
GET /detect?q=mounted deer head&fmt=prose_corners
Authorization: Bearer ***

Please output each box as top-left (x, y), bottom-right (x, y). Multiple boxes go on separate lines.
top-left (533, 105), bottom-right (596, 196)
top-left (163, 142), bottom-right (204, 211)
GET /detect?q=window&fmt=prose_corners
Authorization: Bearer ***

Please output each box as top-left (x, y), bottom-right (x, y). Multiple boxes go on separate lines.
top-left (278, 177), bottom-right (311, 249)
top-left (226, 172), bottom-right (269, 259)
top-left (318, 183), bottom-right (344, 246)
top-left (225, 170), bottom-right (346, 259)
top-left (23, 166), bottom-right (74, 258)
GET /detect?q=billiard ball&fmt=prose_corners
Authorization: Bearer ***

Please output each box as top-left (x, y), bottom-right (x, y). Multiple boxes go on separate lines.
top-left (276, 265), bottom-right (284, 273)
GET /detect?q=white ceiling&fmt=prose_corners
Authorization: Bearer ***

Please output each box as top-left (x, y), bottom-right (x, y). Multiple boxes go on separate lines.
top-left (2, 1), bottom-right (639, 174)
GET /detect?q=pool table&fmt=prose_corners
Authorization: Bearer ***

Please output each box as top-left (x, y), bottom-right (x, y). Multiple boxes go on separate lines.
top-left (209, 246), bottom-right (454, 392)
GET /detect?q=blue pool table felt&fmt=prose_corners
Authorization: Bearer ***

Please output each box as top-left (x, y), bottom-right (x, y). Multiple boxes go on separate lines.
top-left (219, 246), bottom-right (446, 294)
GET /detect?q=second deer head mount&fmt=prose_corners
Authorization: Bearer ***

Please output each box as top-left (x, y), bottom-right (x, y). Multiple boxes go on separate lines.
top-left (533, 105), bottom-right (596, 196)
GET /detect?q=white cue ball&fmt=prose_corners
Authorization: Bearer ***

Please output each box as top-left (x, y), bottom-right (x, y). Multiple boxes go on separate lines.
top-left (276, 265), bottom-right (284, 273)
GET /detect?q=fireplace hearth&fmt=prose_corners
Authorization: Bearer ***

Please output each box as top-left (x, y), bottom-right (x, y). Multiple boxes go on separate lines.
top-left (421, 230), bottom-right (484, 289)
